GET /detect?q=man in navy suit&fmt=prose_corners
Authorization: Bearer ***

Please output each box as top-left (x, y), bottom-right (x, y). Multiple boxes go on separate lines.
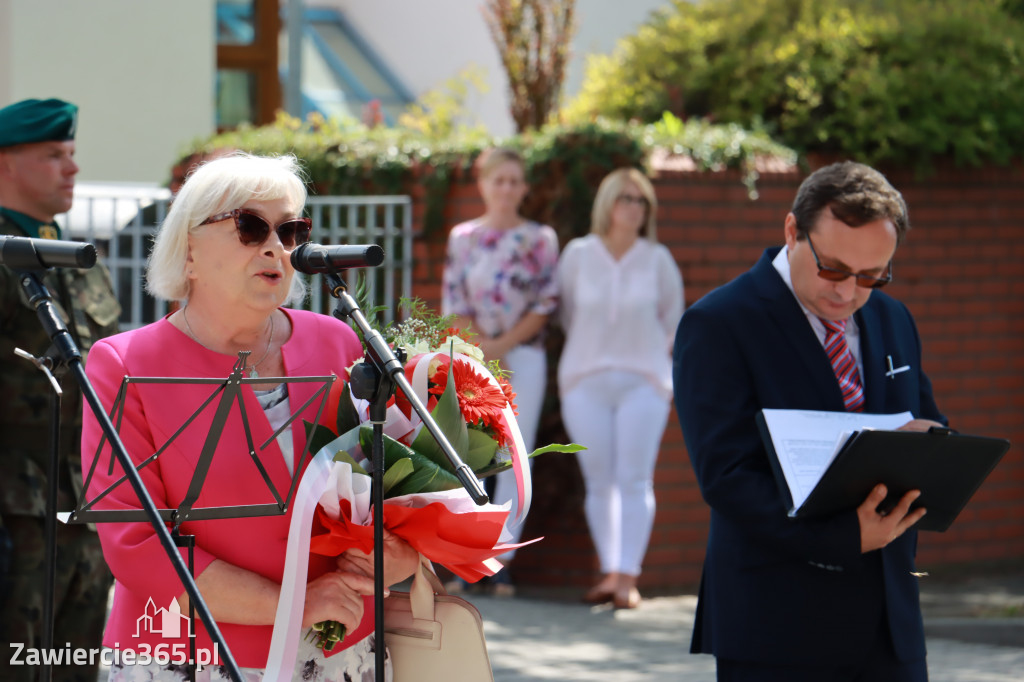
top-left (673, 161), bottom-right (946, 681)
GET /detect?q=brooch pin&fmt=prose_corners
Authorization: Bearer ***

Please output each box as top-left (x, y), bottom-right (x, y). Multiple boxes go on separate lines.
top-left (885, 355), bottom-right (911, 380)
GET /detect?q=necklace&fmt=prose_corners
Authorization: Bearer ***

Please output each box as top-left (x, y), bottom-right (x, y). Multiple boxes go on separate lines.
top-left (182, 306), bottom-right (275, 379)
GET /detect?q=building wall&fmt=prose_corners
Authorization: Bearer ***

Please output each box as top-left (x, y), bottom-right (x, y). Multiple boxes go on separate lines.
top-left (336, 0), bottom-right (669, 137)
top-left (0, 2), bottom-right (11, 100)
top-left (1, 0), bottom-right (216, 183)
top-left (412, 162), bottom-right (1024, 591)
top-left (336, 0), bottom-right (505, 132)
top-left (2, 0), bottom-right (669, 180)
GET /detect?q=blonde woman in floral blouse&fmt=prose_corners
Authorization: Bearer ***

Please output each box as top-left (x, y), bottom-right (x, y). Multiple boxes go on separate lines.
top-left (441, 148), bottom-right (559, 594)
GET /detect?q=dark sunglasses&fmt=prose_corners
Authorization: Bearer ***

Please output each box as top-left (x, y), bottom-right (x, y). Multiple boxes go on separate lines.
top-left (806, 234), bottom-right (892, 289)
top-left (200, 208), bottom-right (312, 249)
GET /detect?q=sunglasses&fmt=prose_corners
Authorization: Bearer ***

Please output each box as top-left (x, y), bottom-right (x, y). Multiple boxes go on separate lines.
top-left (616, 194), bottom-right (648, 207)
top-left (200, 208), bottom-right (312, 249)
top-left (806, 234), bottom-right (892, 289)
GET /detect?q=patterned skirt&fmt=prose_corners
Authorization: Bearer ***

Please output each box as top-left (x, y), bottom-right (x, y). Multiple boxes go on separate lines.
top-left (107, 631), bottom-right (392, 682)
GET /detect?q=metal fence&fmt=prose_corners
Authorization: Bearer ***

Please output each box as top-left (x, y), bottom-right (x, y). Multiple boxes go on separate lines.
top-left (58, 185), bottom-right (414, 331)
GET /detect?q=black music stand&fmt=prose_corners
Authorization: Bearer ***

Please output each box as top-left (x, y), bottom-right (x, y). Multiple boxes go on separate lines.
top-left (71, 357), bottom-right (336, 682)
top-left (10, 263), bottom-right (249, 682)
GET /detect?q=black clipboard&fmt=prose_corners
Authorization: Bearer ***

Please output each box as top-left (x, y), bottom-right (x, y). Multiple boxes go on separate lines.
top-left (759, 419), bottom-right (1010, 532)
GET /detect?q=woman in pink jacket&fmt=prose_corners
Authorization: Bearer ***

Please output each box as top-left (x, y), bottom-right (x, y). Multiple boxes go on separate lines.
top-left (82, 153), bottom-right (417, 681)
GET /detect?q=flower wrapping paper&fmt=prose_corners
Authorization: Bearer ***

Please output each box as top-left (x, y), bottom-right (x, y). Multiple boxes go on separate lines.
top-left (311, 463), bottom-right (538, 582)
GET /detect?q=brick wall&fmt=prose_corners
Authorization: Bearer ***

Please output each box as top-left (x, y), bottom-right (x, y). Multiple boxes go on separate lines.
top-left (410, 161), bottom-right (1024, 593)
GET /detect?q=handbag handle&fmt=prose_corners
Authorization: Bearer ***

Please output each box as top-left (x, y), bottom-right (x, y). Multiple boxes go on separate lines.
top-left (409, 555), bottom-right (448, 621)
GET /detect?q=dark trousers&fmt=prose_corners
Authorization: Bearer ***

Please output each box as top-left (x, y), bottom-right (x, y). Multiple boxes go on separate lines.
top-left (716, 618), bottom-right (928, 682)
top-left (0, 515), bottom-right (111, 682)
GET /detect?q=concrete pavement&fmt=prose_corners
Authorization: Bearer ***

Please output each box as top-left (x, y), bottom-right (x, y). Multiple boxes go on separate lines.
top-left (91, 572), bottom-right (1024, 680)
top-left (469, 574), bottom-right (1024, 682)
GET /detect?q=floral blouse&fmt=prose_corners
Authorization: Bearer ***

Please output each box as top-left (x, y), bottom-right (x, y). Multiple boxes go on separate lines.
top-left (441, 219), bottom-right (560, 349)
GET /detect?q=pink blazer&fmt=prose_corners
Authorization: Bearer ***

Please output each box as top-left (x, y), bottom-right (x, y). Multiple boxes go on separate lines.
top-left (81, 309), bottom-right (365, 667)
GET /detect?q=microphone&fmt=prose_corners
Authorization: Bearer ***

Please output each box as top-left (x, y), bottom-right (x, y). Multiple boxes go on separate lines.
top-left (291, 242), bottom-right (385, 274)
top-left (0, 235), bottom-right (97, 270)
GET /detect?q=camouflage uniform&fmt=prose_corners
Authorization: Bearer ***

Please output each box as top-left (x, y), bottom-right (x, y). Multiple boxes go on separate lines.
top-left (0, 212), bottom-right (121, 682)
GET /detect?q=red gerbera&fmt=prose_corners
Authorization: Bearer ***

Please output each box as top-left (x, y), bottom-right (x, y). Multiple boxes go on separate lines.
top-left (497, 377), bottom-right (518, 416)
top-left (428, 358), bottom-right (507, 428)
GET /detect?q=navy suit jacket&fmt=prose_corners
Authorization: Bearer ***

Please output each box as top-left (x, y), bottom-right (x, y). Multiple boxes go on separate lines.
top-left (673, 247), bottom-right (945, 666)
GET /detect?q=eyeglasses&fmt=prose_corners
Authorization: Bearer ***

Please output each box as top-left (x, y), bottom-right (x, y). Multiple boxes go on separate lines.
top-left (805, 234), bottom-right (892, 289)
top-left (200, 208), bottom-right (312, 249)
top-left (616, 194), bottom-right (648, 207)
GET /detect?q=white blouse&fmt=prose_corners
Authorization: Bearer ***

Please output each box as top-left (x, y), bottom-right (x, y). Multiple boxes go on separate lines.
top-left (557, 234), bottom-right (685, 399)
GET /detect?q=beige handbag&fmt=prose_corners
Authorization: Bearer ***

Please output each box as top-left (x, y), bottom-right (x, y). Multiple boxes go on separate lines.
top-left (384, 557), bottom-right (494, 681)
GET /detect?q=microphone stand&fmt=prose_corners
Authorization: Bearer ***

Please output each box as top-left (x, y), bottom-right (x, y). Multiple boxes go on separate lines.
top-left (323, 270), bottom-right (488, 682)
top-left (13, 268), bottom-right (246, 682)
top-left (11, 346), bottom-right (63, 682)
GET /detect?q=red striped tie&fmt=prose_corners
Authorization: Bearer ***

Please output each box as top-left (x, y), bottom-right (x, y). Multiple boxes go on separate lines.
top-left (820, 318), bottom-right (865, 412)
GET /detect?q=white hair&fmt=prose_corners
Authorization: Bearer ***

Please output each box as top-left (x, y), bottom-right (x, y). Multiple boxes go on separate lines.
top-left (146, 151), bottom-right (309, 304)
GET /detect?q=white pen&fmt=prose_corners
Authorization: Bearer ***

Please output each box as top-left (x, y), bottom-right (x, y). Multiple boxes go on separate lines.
top-left (885, 355), bottom-right (911, 379)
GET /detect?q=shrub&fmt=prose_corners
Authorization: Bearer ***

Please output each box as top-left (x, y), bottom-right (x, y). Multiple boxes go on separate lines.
top-left (483, 0), bottom-right (576, 133)
top-left (564, 0), bottom-right (1024, 169)
top-left (183, 112), bottom-right (795, 239)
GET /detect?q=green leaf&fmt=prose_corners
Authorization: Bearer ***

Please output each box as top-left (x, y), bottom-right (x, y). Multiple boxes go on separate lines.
top-left (304, 422), bottom-right (346, 460)
top-left (382, 457), bottom-right (415, 495)
top-left (475, 443), bottom-right (587, 479)
top-left (358, 426), bottom-right (462, 496)
top-left (331, 448), bottom-right (368, 477)
top-left (389, 462), bottom-right (460, 497)
top-left (465, 429), bottom-right (499, 472)
top-left (409, 355), bottom-right (468, 472)
top-left (300, 425), bottom-right (368, 474)
top-left (335, 382), bottom-right (361, 436)
top-left (530, 443), bottom-right (588, 457)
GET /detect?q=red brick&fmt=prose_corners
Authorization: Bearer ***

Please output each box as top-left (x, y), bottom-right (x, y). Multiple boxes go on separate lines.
top-left (405, 163), bottom-right (1024, 590)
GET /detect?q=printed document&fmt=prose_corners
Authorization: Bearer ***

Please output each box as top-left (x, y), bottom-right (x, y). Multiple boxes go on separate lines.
top-left (760, 409), bottom-right (913, 513)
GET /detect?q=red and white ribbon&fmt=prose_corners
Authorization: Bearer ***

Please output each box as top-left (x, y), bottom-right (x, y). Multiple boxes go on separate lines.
top-left (407, 350), bottom-right (532, 525)
top-left (263, 444), bottom-right (338, 682)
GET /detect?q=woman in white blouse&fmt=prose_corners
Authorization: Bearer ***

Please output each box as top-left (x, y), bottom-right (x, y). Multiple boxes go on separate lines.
top-left (557, 168), bottom-right (684, 609)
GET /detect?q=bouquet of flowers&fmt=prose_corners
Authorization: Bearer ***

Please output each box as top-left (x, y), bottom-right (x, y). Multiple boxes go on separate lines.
top-left (301, 300), bottom-right (581, 651)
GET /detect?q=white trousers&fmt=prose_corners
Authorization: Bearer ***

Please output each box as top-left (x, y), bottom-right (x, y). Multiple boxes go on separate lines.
top-left (492, 344), bottom-right (546, 559)
top-left (561, 370), bottom-right (670, 576)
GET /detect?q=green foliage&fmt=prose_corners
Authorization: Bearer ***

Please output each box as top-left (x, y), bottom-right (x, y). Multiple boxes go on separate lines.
top-left (999, 0), bottom-right (1024, 17)
top-left (519, 120), bottom-right (647, 240)
top-left (398, 65), bottom-right (491, 140)
top-left (565, 0), bottom-right (1024, 168)
top-left (184, 109), bottom-right (795, 237)
top-left (643, 113), bottom-right (797, 199)
top-left (194, 111), bottom-right (484, 235)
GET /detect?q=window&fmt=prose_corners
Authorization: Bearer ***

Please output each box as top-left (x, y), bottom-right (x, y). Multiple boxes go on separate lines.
top-left (284, 9), bottom-right (414, 125)
top-left (214, 3), bottom-right (412, 129)
top-left (215, 0), bottom-right (280, 129)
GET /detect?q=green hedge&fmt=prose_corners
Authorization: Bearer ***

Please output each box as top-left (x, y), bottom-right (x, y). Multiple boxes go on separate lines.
top-left (185, 111), bottom-right (795, 241)
top-left (565, 0), bottom-right (1024, 169)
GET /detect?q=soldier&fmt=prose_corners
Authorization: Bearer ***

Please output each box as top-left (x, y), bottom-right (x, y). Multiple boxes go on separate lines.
top-left (0, 98), bottom-right (120, 682)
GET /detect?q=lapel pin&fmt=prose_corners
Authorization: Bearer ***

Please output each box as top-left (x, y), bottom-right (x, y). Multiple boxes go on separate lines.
top-left (885, 355), bottom-right (911, 379)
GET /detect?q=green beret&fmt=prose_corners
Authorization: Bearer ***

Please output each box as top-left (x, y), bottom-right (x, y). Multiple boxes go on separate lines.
top-left (0, 98), bottom-right (78, 148)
